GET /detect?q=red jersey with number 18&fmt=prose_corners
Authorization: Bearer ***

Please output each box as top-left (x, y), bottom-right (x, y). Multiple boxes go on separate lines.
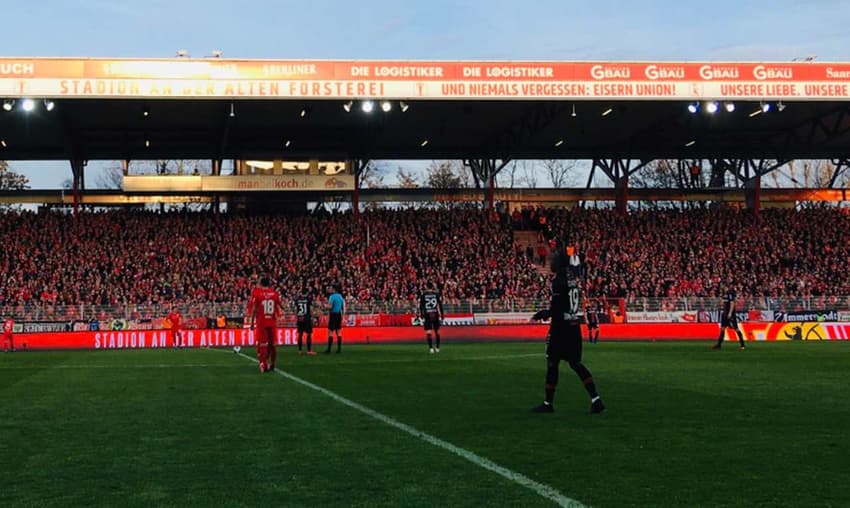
top-left (249, 287), bottom-right (282, 328)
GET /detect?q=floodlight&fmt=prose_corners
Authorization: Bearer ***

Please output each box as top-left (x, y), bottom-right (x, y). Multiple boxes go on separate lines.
top-left (361, 101), bottom-right (374, 113)
top-left (2, 100), bottom-right (14, 111)
top-left (705, 101), bottom-right (719, 114)
top-left (43, 99), bottom-right (55, 112)
top-left (777, 101), bottom-right (786, 112)
top-left (21, 98), bottom-right (35, 112)
top-left (399, 101), bottom-right (409, 112)
top-left (380, 101), bottom-right (392, 112)
top-left (687, 102), bottom-right (699, 114)
top-left (343, 101), bottom-right (353, 112)
top-left (724, 102), bottom-right (735, 113)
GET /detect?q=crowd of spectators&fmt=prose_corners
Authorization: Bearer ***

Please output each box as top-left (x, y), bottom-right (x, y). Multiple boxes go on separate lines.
top-left (1, 205), bottom-right (848, 316)
top-left (537, 206), bottom-right (850, 300)
top-left (0, 207), bottom-right (545, 313)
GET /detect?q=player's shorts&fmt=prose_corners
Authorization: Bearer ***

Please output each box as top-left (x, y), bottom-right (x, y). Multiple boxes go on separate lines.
top-left (423, 315), bottom-right (440, 331)
top-left (721, 317), bottom-right (738, 328)
top-left (255, 326), bottom-right (276, 345)
top-left (546, 323), bottom-right (583, 363)
top-left (587, 320), bottom-right (599, 330)
top-left (296, 319), bottom-right (313, 334)
top-left (328, 313), bottom-right (342, 331)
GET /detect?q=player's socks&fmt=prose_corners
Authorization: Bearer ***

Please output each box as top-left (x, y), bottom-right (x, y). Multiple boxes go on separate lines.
top-left (435, 333), bottom-right (441, 350)
top-left (426, 335), bottom-right (433, 349)
top-left (336, 335), bottom-right (342, 353)
top-left (545, 386), bottom-right (555, 405)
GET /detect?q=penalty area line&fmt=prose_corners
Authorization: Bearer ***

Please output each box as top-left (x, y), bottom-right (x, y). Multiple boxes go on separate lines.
top-left (232, 350), bottom-right (585, 508)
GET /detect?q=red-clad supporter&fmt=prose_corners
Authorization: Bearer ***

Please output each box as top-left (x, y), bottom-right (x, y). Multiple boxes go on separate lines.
top-left (166, 308), bottom-right (183, 348)
top-left (3, 316), bottom-right (14, 352)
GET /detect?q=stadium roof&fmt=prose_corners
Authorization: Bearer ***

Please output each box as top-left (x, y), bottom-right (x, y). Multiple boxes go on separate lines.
top-left (0, 58), bottom-right (848, 161)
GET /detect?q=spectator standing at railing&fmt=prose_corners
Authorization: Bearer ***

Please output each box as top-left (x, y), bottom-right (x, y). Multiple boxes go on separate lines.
top-left (3, 316), bottom-right (14, 352)
top-left (166, 307), bottom-right (183, 349)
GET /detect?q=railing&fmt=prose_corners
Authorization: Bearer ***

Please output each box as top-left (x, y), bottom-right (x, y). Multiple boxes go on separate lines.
top-left (2, 295), bottom-right (848, 323)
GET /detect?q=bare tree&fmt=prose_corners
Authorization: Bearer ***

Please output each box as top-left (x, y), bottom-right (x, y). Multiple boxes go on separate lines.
top-left (357, 160), bottom-right (386, 189)
top-left (96, 163), bottom-right (125, 189)
top-left (495, 161), bottom-right (520, 188)
top-left (396, 167), bottom-right (419, 188)
top-left (518, 160), bottom-right (538, 188)
top-left (0, 161), bottom-right (29, 190)
top-left (629, 159), bottom-right (685, 210)
top-left (426, 160), bottom-right (467, 188)
top-left (542, 159), bottom-right (577, 188)
top-left (0, 161), bottom-right (30, 210)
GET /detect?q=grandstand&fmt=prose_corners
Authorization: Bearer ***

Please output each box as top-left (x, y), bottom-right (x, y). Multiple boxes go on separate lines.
top-left (2, 55), bottom-right (850, 508)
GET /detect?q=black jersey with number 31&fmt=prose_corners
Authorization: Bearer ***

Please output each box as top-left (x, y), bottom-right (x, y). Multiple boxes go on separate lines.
top-left (295, 296), bottom-right (312, 323)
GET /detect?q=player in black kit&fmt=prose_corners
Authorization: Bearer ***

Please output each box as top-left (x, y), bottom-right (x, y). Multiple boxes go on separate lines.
top-left (419, 281), bottom-right (445, 353)
top-left (531, 242), bottom-right (605, 414)
top-left (712, 289), bottom-right (746, 350)
top-left (294, 287), bottom-right (316, 355)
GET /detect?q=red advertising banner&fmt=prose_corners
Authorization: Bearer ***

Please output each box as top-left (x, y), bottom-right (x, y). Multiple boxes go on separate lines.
top-left (7, 322), bottom-right (850, 350)
top-left (1, 58), bottom-right (848, 100)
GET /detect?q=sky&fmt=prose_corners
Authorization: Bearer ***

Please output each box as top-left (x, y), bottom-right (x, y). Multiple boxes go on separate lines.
top-left (3, 0), bottom-right (850, 188)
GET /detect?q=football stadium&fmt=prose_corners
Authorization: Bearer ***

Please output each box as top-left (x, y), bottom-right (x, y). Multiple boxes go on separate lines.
top-left (1, 25), bottom-right (850, 508)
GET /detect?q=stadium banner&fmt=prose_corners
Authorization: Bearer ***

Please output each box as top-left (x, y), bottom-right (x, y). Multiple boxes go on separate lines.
top-left (697, 310), bottom-right (753, 323)
top-left (11, 322), bottom-right (850, 350)
top-left (626, 311), bottom-right (699, 323)
top-left (473, 312), bottom-right (536, 325)
top-left (739, 322), bottom-right (850, 341)
top-left (839, 311), bottom-right (850, 322)
top-left (20, 321), bottom-right (72, 333)
top-left (122, 174), bottom-right (354, 192)
top-left (1, 58), bottom-right (849, 100)
top-left (774, 309), bottom-right (839, 322)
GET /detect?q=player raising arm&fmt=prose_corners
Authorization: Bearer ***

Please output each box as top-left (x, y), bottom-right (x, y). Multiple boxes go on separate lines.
top-left (531, 242), bottom-right (605, 414)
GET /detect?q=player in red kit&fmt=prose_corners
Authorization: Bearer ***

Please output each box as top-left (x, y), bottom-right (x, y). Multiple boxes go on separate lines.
top-left (3, 317), bottom-right (14, 352)
top-left (167, 309), bottom-right (183, 348)
top-left (248, 276), bottom-right (282, 373)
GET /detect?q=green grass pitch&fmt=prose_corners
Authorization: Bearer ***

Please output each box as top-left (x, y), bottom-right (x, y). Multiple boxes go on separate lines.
top-left (1, 341), bottom-right (848, 507)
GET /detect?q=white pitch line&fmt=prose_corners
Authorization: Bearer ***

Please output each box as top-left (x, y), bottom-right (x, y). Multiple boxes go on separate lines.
top-left (233, 350), bottom-right (585, 508)
top-left (0, 363), bottom-right (243, 370)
